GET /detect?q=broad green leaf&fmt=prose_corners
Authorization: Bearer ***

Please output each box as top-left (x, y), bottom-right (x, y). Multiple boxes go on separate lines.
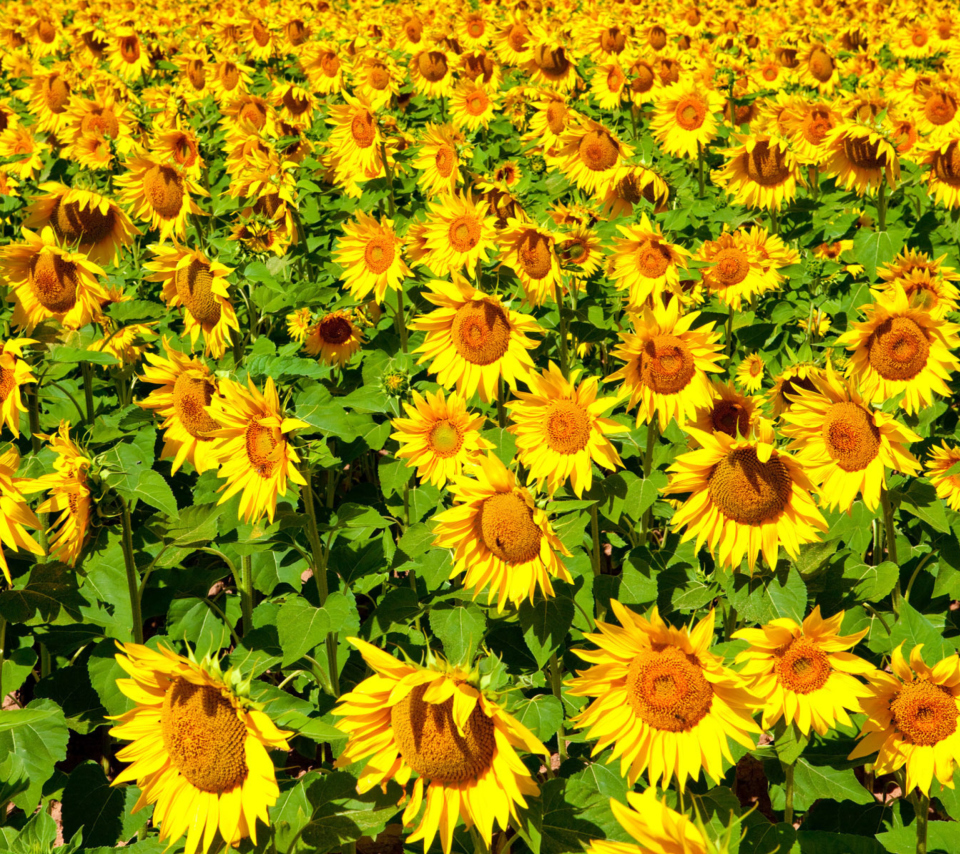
top-left (0, 699), bottom-right (70, 812)
top-left (429, 603), bottom-right (486, 666)
top-left (61, 761), bottom-right (149, 847)
top-left (519, 591), bottom-right (575, 669)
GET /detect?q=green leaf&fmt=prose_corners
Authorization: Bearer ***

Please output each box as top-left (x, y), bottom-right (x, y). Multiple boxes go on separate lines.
top-left (898, 480), bottom-right (951, 534)
top-left (842, 560), bottom-right (899, 601)
top-left (851, 228), bottom-right (904, 281)
top-left (277, 597), bottom-right (333, 667)
top-left (481, 428), bottom-right (518, 466)
top-left (61, 761), bottom-right (149, 847)
top-left (166, 596), bottom-right (241, 657)
top-left (519, 590), bottom-right (575, 669)
top-left (789, 759), bottom-right (872, 810)
top-left (0, 699), bottom-right (70, 812)
top-left (887, 600), bottom-right (958, 661)
top-left (513, 694), bottom-right (563, 742)
top-left (0, 564), bottom-right (86, 625)
top-left (428, 603), bottom-right (486, 666)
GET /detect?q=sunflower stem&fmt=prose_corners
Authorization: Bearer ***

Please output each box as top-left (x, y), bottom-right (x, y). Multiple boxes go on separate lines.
top-left (81, 362), bottom-right (95, 423)
top-left (548, 652), bottom-right (567, 764)
top-left (881, 487), bottom-right (901, 616)
top-left (917, 790), bottom-right (929, 854)
top-left (809, 165), bottom-right (819, 201)
top-left (497, 378), bottom-right (506, 429)
top-left (27, 383), bottom-right (49, 552)
top-left (239, 554), bottom-right (254, 637)
top-left (555, 281), bottom-right (569, 379)
top-left (0, 615), bottom-right (5, 704)
top-left (784, 760), bottom-right (796, 826)
top-left (696, 142), bottom-right (705, 199)
top-left (726, 306), bottom-right (735, 357)
top-left (640, 421), bottom-right (659, 546)
top-left (379, 139), bottom-right (396, 217)
top-left (589, 504), bottom-right (602, 577)
top-left (395, 286), bottom-right (408, 354)
top-left (877, 176), bottom-right (887, 232)
top-left (119, 497), bottom-right (144, 645)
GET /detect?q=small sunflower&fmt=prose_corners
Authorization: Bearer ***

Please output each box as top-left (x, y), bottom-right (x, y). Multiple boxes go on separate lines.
top-left (21, 69), bottom-right (72, 135)
top-left (822, 122), bottom-right (899, 196)
top-left (0, 447), bottom-right (43, 585)
top-left (568, 602), bottom-right (760, 789)
top-left (696, 231), bottom-right (768, 310)
top-left (116, 155), bottom-right (206, 242)
top-left (412, 124), bottom-right (470, 198)
top-left (713, 134), bottom-right (800, 211)
top-left (449, 80), bottom-right (498, 132)
top-left (797, 42), bottom-right (840, 93)
top-left (926, 443), bottom-right (960, 511)
top-left (433, 453), bottom-right (572, 611)
top-left (552, 117), bottom-right (634, 197)
top-left (108, 28), bottom-right (151, 80)
top-left (410, 47), bottom-right (456, 99)
top-left (420, 193), bottom-right (497, 279)
top-left (498, 217), bottom-right (562, 306)
top-left (692, 379), bottom-right (762, 439)
top-left (334, 212), bottom-right (411, 304)
top-left (524, 90), bottom-right (577, 150)
top-left (651, 79), bottom-right (725, 160)
top-left (0, 338), bottom-right (35, 438)
top-left (608, 214), bottom-right (689, 310)
top-left (920, 138), bottom-right (960, 209)
top-left (768, 363), bottom-right (824, 418)
top-left (303, 311), bottom-right (363, 367)
top-left (736, 353), bottom-right (765, 392)
top-left (0, 125), bottom-right (47, 181)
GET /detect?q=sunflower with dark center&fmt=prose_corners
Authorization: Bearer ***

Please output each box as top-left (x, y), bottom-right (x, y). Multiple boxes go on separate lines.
top-left (418, 191), bottom-right (496, 279)
top-left (550, 117), bottom-right (633, 197)
top-left (109, 643), bottom-right (291, 854)
top-left (920, 137), bottom-right (960, 209)
top-left (821, 122), bottom-right (900, 196)
top-left (334, 211), bottom-right (411, 303)
top-left (780, 367), bottom-right (921, 512)
top-left (608, 213), bottom-right (689, 309)
top-left (608, 300), bottom-right (724, 431)
top-left (326, 96), bottom-right (383, 175)
top-left (734, 607), bottom-right (874, 737)
top-left (409, 47), bottom-right (455, 98)
top-left (601, 164), bottom-right (670, 218)
top-left (303, 310), bottom-right (364, 367)
top-left (713, 134), bottom-right (799, 211)
top-left (507, 362), bottom-right (623, 497)
top-left (766, 363), bottom-right (823, 417)
top-left (651, 79), bottom-right (725, 159)
top-left (334, 639), bottom-right (546, 854)
top-left (850, 644), bottom-right (960, 795)
top-left (432, 452), bottom-right (571, 611)
top-left (568, 602), bottom-right (760, 789)
top-left (664, 422), bottom-right (827, 571)
top-left (837, 286), bottom-right (960, 415)
top-left (693, 379), bottom-right (762, 440)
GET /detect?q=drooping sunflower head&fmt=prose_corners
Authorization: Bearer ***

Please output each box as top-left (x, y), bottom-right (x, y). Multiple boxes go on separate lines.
top-left (822, 121), bottom-right (900, 196)
top-left (767, 362), bottom-right (824, 417)
top-left (693, 379), bottom-right (762, 440)
top-left (713, 133), bottom-right (799, 211)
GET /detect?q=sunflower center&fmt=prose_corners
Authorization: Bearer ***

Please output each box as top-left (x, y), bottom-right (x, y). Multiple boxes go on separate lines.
top-left (429, 419), bottom-right (464, 457)
top-left (867, 316), bottom-right (930, 381)
top-left (842, 137), bottom-right (886, 170)
top-left (245, 422), bottom-right (280, 478)
top-left (30, 252), bottom-right (78, 313)
top-left (808, 47), bottom-right (834, 82)
top-left (546, 400), bottom-right (591, 454)
top-left (467, 19), bottom-right (485, 38)
top-left (364, 235), bottom-right (395, 274)
top-left (220, 62), bottom-right (240, 90)
top-left (465, 91), bottom-right (489, 116)
top-left (391, 684), bottom-right (495, 783)
top-left (160, 677), bottom-right (248, 793)
top-left (708, 446), bottom-right (792, 526)
top-left (479, 492), bottom-right (543, 564)
top-left (350, 111), bottom-right (376, 148)
top-left (53, 198), bottom-right (115, 245)
top-left (367, 64), bottom-right (389, 89)
top-left (617, 174), bottom-right (643, 204)
top-left (321, 53), bottom-right (341, 78)
top-left (606, 66), bottom-right (626, 91)
top-left (933, 143), bottom-right (960, 187)
top-left (143, 165), bottom-right (185, 220)
top-left (649, 25), bottom-right (667, 49)
top-left (418, 51), bottom-right (448, 82)
top-left (0, 366), bottom-right (15, 402)
top-left (636, 241), bottom-right (671, 278)
top-left (37, 20), bottom-right (57, 42)
top-left (175, 259), bottom-right (222, 327)
top-left (251, 21), bottom-right (270, 46)
top-left (239, 100), bottom-right (267, 129)
top-left (404, 18), bottom-right (422, 42)
top-left (508, 23), bottom-right (529, 51)
top-left (435, 145), bottom-right (456, 177)
top-left (447, 215), bottom-right (482, 253)
top-left (912, 28), bottom-right (929, 47)
top-left (632, 62), bottom-right (656, 93)
top-left (282, 90), bottom-right (310, 116)
top-left (545, 101), bottom-right (568, 135)
top-left (821, 401), bottom-right (880, 472)
top-left (802, 109), bottom-right (834, 145)
top-left (173, 373), bottom-right (219, 440)
top-left (710, 248), bottom-right (750, 287)
top-left (517, 230), bottom-right (552, 279)
top-left (890, 680), bottom-right (959, 747)
top-left (924, 92), bottom-right (957, 126)
top-left (318, 315), bottom-right (353, 345)
top-left (675, 95), bottom-right (707, 130)
top-left (186, 60), bottom-right (206, 90)
top-left (577, 130), bottom-right (619, 173)
top-left (286, 20), bottom-right (306, 45)
top-left (119, 35), bottom-right (140, 62)
top-left (81, 108), bottom-right (120, 139)
top-left (43, 75), bottom-right (71, 113)
top-left (744, 141), bottom-right (791, 185)
top-left (463, 54), bottom-right (495, 83)
top-left (626, 646), bottom-right (713, 732)
top-left (639, 335), bottom-right (696, 395)
top-left (451, 299), bottom-right (511, 365)
top-left (711, 399), bottom-right (750, 437)
top-left (534, 45), bottom-right (569, 76)
top-left (774, 638), bottom-right (831, 694)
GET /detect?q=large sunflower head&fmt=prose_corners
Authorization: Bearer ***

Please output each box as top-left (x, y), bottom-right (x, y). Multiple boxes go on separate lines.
top-left (110, 643), bottom-right (291, 854)
top-left (115, 155), bottom-right (206, 243)
top-left (713, 133), bottom-right (799, 211)
top-left (608, 213), bottom-right (689, 310)
top-left (334, 211), bottom-right (411, 303)
top-left (822, 122), bottom-right (900, 196)
top-left (696, 231), bottom-right (768, 310)
top-left (497, 216), bottom-right (561, 306)
top-left (554, 117), bottom-right (634, 198)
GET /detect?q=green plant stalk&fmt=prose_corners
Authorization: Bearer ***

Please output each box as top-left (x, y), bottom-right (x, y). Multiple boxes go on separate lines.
top-left (877, 177), bottom-right (887, 232)
top-left (119, 497), bottom-right (144, 645)
top-left (379, 139), bottom-right (396, 217)
top-left (81, 362), bottom-right (95, 423)
top-left (0, 614), bottom-right (5, 704)
top-left (697, 142), bottom-right (705, 198)
top-left (40, 644), bottom-right (51, 678)
top-left (590, 504), bottom-right (601, 577)
top-left (240, 554), bottom-right (254, 636)
top-left (555, 281), bottom-right (569, 379)
top-left (640, 421), bottom-right (659, 545)
top-left (497, 378), bottom-right (506, 429)
top-left (726, 305), bottom-right (735, 356)
top-left (395, 286), bottom-right (408, 354)
top-left (548, 652), bottom-right (567, 763)
top-left (881, 487), bottom-right (901, 615)
top-left (27, 384), bottom-right (49, 551)
top-left (917, 790), bottom-right (929, 854)
top-left (783, 760), bottom-right (796, 826)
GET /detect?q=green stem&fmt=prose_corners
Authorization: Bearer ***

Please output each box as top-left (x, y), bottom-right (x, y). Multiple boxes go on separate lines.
top-left (81, 362), bottom-right (95, 424)
top-left (40, 644), bottom-right (50, 678)
top-left (555, 281), bottom-right (569, 379)
top-left (548, 652), bottom-right (567, 763)
top-left (640, 421), bottom-right (659, 545)
top-left (590, 504), bottom-right (601, 578)
top-left (697, 142), bottom-right (705, 198)
top-left (877, 177), bottom-right (887, 232)
top-left (809, 164), bottom-right (819, 201)
top-left (395, 286), bottom-right (408, 354)
top-left (496, 378), bottom-right (506, 429)
top-left (917, 790), bottom-right (929, 854)
top-left (784, 760), bottom-right (795, 826)
top-left (726, 305), bottom-right (735, 357)
top-left (119, 497), bottom-right (144, 645)
top-left (881, 487), bottom-right (901, 615)
top-left (379, 139), bottom-right (396, 217)
top-left (770, 206), bottom-right (779, 236)
top-left (0, 615), bottom-right (5, 703)
top-left (240, 554), bottom-right (253, 636)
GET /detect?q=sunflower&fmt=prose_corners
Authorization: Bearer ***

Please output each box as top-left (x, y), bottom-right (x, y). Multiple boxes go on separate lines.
top-left (0, 125), bottom-right (47, 180)
top-left (608, 300), bottom-right (723, 431)
top-left (589, 62), bottom-right (628, 111)
top-left (586, 788), bottom-right (708, 854)
top-left (419, 192), bottom-right (497, 279)
top-left (110, 643), bottom-right (291, 854)
top-left (21, 69), bottom-right (72, 135)
top-left (557, 224), bottom-right (604, 284)
top-left (822, 122), bottom-right (899, 196)
top-left (63, 93), bottom-right (136, 156)
top-left (410, 47), bottom-right (456, 99)
top-left (0, 338), bottom-right (36, 438)
top-left (352, 54), bottom-right (402, 109)
top-left (24, 183), bottom-right (139, 266)
top-left (696, 231), bottom-right (768, 311)
top-left (449, 80), bottom-right (498, 132)
top-left (146, 244), bottom-right (240, 359)
top-left (651, 79), bottom-right (725, 160)
top-left (507, 362), bottom-right (623, 497)
top-left (926, 443), bottom-right (960, 511)
top-left (241, 15), bottom-right (275, 61)
top-left (608, 214), bottom-right (689, 310)
top-left (0, 446), bottom-right (43, 584)
top-left (271, 82), bottom-right (315, 130)
top-left (108, 28), bottom-right (151, 80)
top-left (433, 452), bottom-right (572, 610)
top-left (152, 128), bottom-right (205, 180)
top-left (210, 57), bottom-right (253, 102)
top-left (739, 226), bottom-right (800, 295)
top-left (626, 57), bottom-right (660, 107)
top-left (334, 212), bottom-right (411, 304)
top-left (850, 644), bottom-right (960, 795)
top-left (713, 134), bottom-right (800, 211)
top-left (333, 638), bottom-right (546, 854)
top-left (90, 324), bottom-right (157, 366)
top-left (138, 340), bottom-right (223, 475)
top-left (734, 607), bottom-right (873, 736)
top-left (412, 278), bottom-right (541, 403)
top-left (693, 379), bottom-right (762, 440)
top-left (601, 164), bottom-right (670, 218)
top-left (498, 217), bottom-right (562, 306)
top-left (768, 363), bottom-right (824, 418)
top-left (879, 248), bottom-right (960, 289)
top-left (779, 367), bottom-right (920, 512)
top-left (837, 287), bottom-right (960, 415)
top-left (494, 17), bottom-right (533, 65)
top-left (551, 117), bottom-right (634, 197)
top-left (920, 138), bottom-right (960, 209)
top-left (412, 124), bottom-right (469, 198)
top-left (664, 423), bottom-right (828, 571)
top-left (1, 226), bottom-right (108, 333)
top-left (206, 378), bottom-right (307, 524)
top-left (524, 91), bottom-right (578, 150)
top-left (797, 42), bottom-right (839, 93)
top-left (568, 602), bottom-right (759, 789)
top-left (303, 311), bottom-right (363, 367)
top-left (783, 98), bottom-right (841, 166)
top-left (736, 353), bottom-right (765, 392)
top-left (116, 155), bottom-right (206, 243)
top-left (391, 389), bottom-right (492, 488)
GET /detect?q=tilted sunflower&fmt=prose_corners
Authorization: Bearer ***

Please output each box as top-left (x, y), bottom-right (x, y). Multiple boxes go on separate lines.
top-left (0, 338), bottom-right (36, 437)
top-left (585, 788), bottom-right (709, 854)
top-left (409, 46), bottom-right (456, 99)
top-left (713, 134), bottom-right (800, 211)
top-left (568, 602), bottom-right (760, 790)
top-left (767, 363), bottom-right (824, 418)
top-left (551, 117), bottom-right (634, 197)
top-left (115, 155), bottom-right (206, 242)
top-left (696, 231), bottom-right (768, 310)
top-left (878, 248), bottom-right (960, 290)
top-left (412, 123), bottom-right (471, 198)
top-left (205, 378), bottom-right (308, 524)
top-left (20, 68), bottom-right (72, 135)
top-left (391, 389), bottom-right (492, 488)
top-left (837, 287), bottom-right (960, 414)
top-left (692, 379), bottom-right (763, 440)
top-left (507, 362), bottom-right (624, 497)
top-left (735, 353), bottom-right (765, 393)
top-left (138, 339), bottom-right (223, 475)
top-left (920, 138), bottom-right (960, 209)
top-left (607, 300), bottom-right (724, 431)
top-left (821, 122), bottom-right (899, 196)
top-left (1, 225), bottom-right (108, 333)
top-left (0, 447), bottom-right (44, 585)
top-left (779, 367), bottom-right (921, 512)
top-left (651, 79), bottom-right (725, 160)
top-left (333, 639), bottom-right (546, 854)
top-left (849, 644), bottom-right (960, 795)
top-left (525, 33), bottom-right (579, 93)
top-left (0, 125), bottom-right (48, 181)
top-left (146, 244), bottom-right (240, 359)
top-left (303, 310), bottom-right (364, 367)
top-left (589, 62), bottom-right (628, 111)
top-left (412, 278), bottom-right (542, 403)
top-left (110, 643), bottom-right (291, 854)
top-left (664, 423), bottom-right (828, 571)
top-left (108, 28), bottom-right (151, 80)
top-left (797, 42), bottom-right (840, 93)
top-left (608, 214), bottom-right (689, 309)
top-left (524, 90), bottom-right (578, 151)
top-left (734, 607), bottom-right (874, 736)
top-left (333, 212), bottom-right (411, 304)
top-left (432, 453), bottom-right (572, 611)
top-left (498, 216), bottom-right (563, 307)
top-left (927, 443), bottom-right (960, 511)
top-left (600, 163), bottom-right (670, 218)
top-left (420, 192), bottom-right (497, 279)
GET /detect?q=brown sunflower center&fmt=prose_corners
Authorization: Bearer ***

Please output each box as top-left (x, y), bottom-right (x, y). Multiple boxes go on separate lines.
top-left (320, 53), bottom-right (341, 78)
top-left (808, 47), bottom-right (834, 82)
top-left (462, 53), bottom-right (495, 83)
top-left (774, 638), bottom-right (831, 694)
top-left (925, 92), bottom-right (957, 126)
top-left (186, 60), bottom-right (206, 90)
top-left (143, 165), bottom-right (185, 220)
top-left (447, 215), bottom-right (482, 253)
top-left (451, 299), bottom-right (510, 365)
top-left (0, 365), bottom-right (15, 402)
top-left (711, 399), bottom-right (750, 438)
top-left (546, 399), bottom-right (591, 454)
top-left (318, 314), bottom-right (353, 345)
top-left (617, 174), bottom-right (643, 204)
top-left (626, 646), bottom-right (714, 732)
top-left (245, 422), bottom-right (280, 478)
top-left (545, 101), bottom-right (568, 135)
top-left (933, 142), bottom-right (960, 187)
top-left (350, 111), bottom-right (376, 148)
top-left (578, 130), bottom-right (619, 172)
top-left (465, 91), bottom-right (489, 116)
top-left (675, 95), bottom-right (707, 131)
top-left (780, 375), bottom-right (817, 403)
top-left (649, 25), bottom-right (667, 49)
top-left (890, 680), bottom-right (959, 747)
top-left (282, 89), bottom-right (310, 116)
top-left (175, 259), bottom-right (222, 327)
top-left (639, 334), bottom-right (695, 395)
top-left (802, 109), bottom-right (834, 145)
top-left (867, 316), bottom-right (930, 381)
top-left (220, 62), bottom-right (240, 91)
top-left (37, 20), bottom-right (57, 43)
top-left (251, 21), bottom-right (270, 47)
top-left (708, 446), bottom-right (792, 526)
top-left (601, 27), bottom-right (626, 53)
top-left (81, 108), bottom-right (120, 139)
top-left (418, 51), bottom-right (448, 82)
top-left (479, 492), bottom-right (543, 564)
top-left (710, 248), bottom-right (750, 287)
top-left (428, 419), bottom-right (464, 457)
top-left (171, 134), bottom-right (198, 168)
top-left (368, 65), bottom-right (390, 89)
top-left (912, 28), bottom-right (929, 47)
top-left (636, 241), bottom-right (671, 279)
top-left (842, 136), bottom-right (887, 171)
top-left (467, 18), bottom-right (485, 38)
top-left (517, 230), bottom-right (552, 279)
top-left (821, 401), bottom-right (880, 472)
top-left (391, 684), bottom-right (495, 783)
top-left (632, 62), bottom-right (656, 94)
top-left (239, 100), bottom-right (267, 129)
top-left (43, 75), bottom-right (71, 114)
top-left (744, 141), bottom-right (791, 185)
top-left (364, 235), bottom-right (395, 274)
top-left (173, 373), bottom-right (219, 439)
top-left (53, 198), bottom-right (115, 246)
top-left (607, 66), bottom-right (626, 92)
top-left (160, 677), bottom-right (248, 793)
top-left (30, 252), bottom-right (78, 313)
top-left (404, 18), bottom-right (422, 42)
top-left (534, 45), bottom-right (570, 76)
top-left (119, 35), bottom-right (140, 63)
top-left (286, 20), bottom-right (307, 45)
top-left (435, 145), bottom-right (456, 177)
top-left (507, 23), bottom-right (529, 51)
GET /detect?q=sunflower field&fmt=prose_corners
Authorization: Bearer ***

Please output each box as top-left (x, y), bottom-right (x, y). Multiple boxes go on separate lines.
top-left (8, 3), bottom-right (960, 854)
